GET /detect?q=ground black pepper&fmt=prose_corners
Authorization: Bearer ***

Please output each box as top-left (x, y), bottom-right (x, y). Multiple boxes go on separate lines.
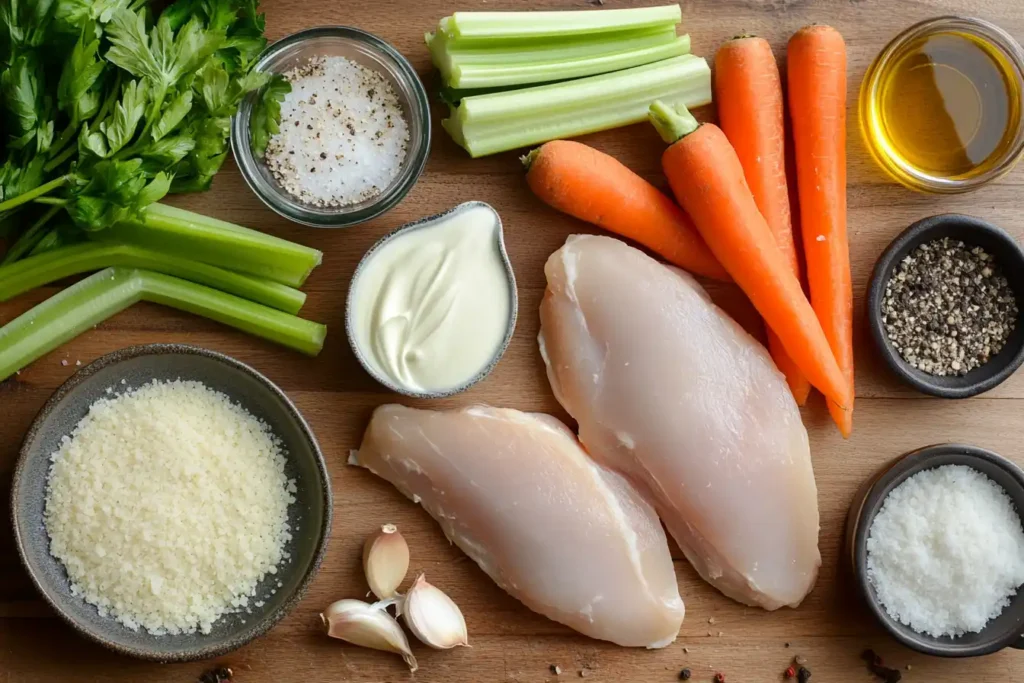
top-left (882, 238), bottom-right (1017, 376)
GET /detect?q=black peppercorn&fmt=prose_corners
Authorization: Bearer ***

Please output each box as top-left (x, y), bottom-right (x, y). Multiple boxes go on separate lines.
top-left (679, 668), bottom-right (691, 680)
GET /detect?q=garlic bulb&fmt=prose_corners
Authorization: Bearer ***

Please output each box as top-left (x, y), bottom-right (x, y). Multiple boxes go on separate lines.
top-left (402, 574), bottom-right (469, 649)
top-left (320, 599), bottom-right (418, 671)
top-left (363, 523), bottom-right (410, 599)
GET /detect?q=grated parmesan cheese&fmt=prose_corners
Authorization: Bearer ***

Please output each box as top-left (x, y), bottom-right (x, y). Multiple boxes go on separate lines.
top-left (44, 380), bottom-right (296, 635)
top-left (866, 464), bottom-right (1024, 637)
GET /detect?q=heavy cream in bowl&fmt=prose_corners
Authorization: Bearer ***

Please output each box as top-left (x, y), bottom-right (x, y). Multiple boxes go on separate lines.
top-left (347, 202), bottom-right (517, 397)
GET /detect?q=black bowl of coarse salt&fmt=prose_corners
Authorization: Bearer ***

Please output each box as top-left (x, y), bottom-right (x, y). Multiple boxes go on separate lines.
top-left (867, 213), bottom-right (1024, 398)
top-left (847, 444), bottom-right (1024, 657)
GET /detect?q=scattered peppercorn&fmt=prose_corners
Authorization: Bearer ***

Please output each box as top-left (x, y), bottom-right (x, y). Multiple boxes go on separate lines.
top-left (198, 667), bottom-right (232, 683)
top-left (551, 664), bottom-right (562, 675)
top-left (784, 642), bottom-right (791, 648)
top-left (882, 238), bottom-right (1018, 376)
top-left (796, 666), bottom-right (811, 683)
top-left (862, 649), bottom-right (902, 683)
top-left (679, 668), bottom-right (692, 680)
top-left (784, 665), bottom-right (796, 678)
top-left (793, 655), bottom-right (807, 667)
top-left (714, 674), bottom-right (725, 683)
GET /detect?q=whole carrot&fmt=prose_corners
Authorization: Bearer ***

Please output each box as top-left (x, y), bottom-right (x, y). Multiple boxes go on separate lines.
top-left (715, 36), bottom-right (811, 405)
top-left (788, 25), bottom-right (853, 437)
top-left (649, 101), bottom-right (850, 409)
top-left (524, 140), bottom-right (729, 281)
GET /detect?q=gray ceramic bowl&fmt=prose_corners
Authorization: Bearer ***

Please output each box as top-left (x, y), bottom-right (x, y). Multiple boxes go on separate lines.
top-left (345, 201), bottom-right (518, 398)
top-left (11, 344), bottom-right (332, 662)
top-left (867, 214), bottom-right (1024, 398)
top-left (847, 443), bottom-right (1024, 656)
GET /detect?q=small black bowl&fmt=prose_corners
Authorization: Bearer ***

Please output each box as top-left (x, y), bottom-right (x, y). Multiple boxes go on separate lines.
top-left (847, 443), bottom-right (1024, 657)
top-left (867, 214), bottom-right (1024, 398)
top-left (11, 344), bottom-right (332, 662)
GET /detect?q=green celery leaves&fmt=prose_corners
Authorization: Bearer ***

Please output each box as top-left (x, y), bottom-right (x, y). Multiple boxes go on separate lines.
top-left (0, 0), bottom-right (277, 260)
top-left (250, 74), bottom-right (290, 158)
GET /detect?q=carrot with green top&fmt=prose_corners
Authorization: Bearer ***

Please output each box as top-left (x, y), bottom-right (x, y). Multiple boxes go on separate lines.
top-left (715, 35), bottom-right (811, 405)
top-left (788, 25), bottom-right (853, 436)
top-left (649, 100), bottom-right (850, 409)
top-left (524, 140), bottom-right (729, 281)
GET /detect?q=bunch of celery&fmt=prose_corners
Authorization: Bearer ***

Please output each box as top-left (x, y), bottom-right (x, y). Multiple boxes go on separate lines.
top-left (0, 204), bottom-right (326, 382)
top-left (428, 5), bottom-right (712, 157)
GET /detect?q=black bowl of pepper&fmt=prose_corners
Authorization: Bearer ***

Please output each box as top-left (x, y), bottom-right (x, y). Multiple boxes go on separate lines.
top-left (868, 213), bottom-right (1024, 398)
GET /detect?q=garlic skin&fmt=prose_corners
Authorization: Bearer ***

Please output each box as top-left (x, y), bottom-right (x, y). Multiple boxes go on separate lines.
top-left (320, 599), bottom-right (418, 671)
top-left (402, 574), bottom-right (469, 649)
top-left (364, 523), bottom-right (410, 600)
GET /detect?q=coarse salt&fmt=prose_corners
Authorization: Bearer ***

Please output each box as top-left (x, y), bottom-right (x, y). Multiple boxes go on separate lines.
top-left (44, 380), bottom-right (295, 635)
top-left (866, 464), bottom-right (1024, 637)
top-left (265, 56), bottom-right (409, 207)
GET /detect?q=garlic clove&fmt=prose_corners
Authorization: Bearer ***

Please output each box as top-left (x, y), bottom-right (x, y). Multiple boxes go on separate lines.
top-left (363, 523), bottom-right (410, 600)
top-left (320, 599), bottom-right (419, 671)
top-left (402, 574), bottom-right (469, 649)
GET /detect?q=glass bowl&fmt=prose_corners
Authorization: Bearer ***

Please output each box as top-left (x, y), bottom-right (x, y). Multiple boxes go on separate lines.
top-left (859, 16), bottom-right (1024, 194)
top-left (231, 27), bottom-right (431, 227)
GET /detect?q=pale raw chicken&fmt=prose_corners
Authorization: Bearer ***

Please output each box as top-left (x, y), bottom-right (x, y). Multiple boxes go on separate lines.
top-left (351, 404), bottom-right (685, 647)
top-left (538, 235), bottom-right (820, 610)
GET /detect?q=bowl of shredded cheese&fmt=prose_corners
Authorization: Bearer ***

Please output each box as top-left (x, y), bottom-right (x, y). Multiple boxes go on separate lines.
top-left (11, 344), bottom-right (332, 661)
top-left (231, 26), bottom-right (431, 227)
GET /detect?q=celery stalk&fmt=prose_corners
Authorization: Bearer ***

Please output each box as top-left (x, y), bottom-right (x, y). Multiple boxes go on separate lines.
top-left (0, 243), bottom-right (307, 314)
top-left (446, 34), bottom-right (691, 89)
top-left (428, 25), bottom-right (679, 82)
top-left (92, 203), bottom-right (323, 288)
top-left (446, 5), bottom-right (682, 40)
top-left (443, 54), bottom-right (712, 157)
top-left (0, 267), bottom-right (326, 381)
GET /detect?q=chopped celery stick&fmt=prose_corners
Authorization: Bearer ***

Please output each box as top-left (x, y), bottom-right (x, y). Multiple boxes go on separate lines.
top-left (0, 267), bottom-right (326, 381)
top-left (92, 203), bottom-right (323, 288)
top-left (427, 25), bottom-right (676, 72)
top-left (446, 5), bottom-right (682, 40)
top-left (0, 243), bottom-right (307, 314)
top-left (443, 54), bottom-right (711, 157)
top-left (447, 34), bottom-right (690, 89)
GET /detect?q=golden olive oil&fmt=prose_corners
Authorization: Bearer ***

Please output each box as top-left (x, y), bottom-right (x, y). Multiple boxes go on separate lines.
top-left (870, 30), bottom-right (1021, 182)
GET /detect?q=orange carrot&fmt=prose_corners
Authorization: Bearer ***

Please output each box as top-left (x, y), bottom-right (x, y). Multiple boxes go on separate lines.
top-left (788, 25), bottom-right (853, 437)
top-left (649, 101), bottom-right (850, 409)
top-left (524, 140), bottom-right (729, 281)
top-left (715, 36), bottom-right (811, 405)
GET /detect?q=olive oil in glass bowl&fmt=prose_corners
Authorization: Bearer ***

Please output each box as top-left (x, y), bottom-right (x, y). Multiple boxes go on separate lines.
top-left (861, 17), bottom-right (1024, 193)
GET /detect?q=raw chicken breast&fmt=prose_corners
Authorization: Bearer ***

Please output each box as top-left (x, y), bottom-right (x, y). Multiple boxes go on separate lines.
top-left (538, 235), bottom-right (820, 610)
top-left (352, 404), bottom-right (684, 647)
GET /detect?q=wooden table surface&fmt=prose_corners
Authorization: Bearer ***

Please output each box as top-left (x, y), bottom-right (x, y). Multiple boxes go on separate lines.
top-left (4, 0), bottom-right (1024, 680)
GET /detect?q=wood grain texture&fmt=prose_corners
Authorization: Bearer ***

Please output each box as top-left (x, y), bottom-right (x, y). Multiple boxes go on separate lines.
top-left (4, 0), bottom-right (1024, 680)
